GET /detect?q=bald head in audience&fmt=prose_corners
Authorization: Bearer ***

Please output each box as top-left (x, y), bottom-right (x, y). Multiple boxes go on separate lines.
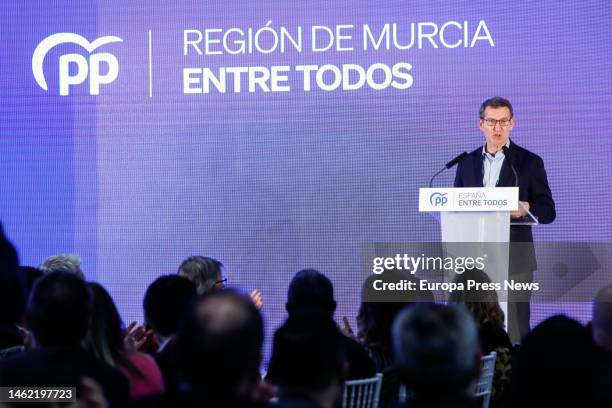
top-left (177, 290), bottom-right (263, 397)
top-left (393, 303), bottom-right (481, 403)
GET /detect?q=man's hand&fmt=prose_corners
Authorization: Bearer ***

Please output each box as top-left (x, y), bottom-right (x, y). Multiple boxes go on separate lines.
top-left (16, 324), bottom-right (34, 350)
top-left (250, 289), bottom-right (264, 310)
top-left (511, 201), bottom-right (530, 218)
top-left (123, 321), bottom-right (154, 351)
top-left (339, 316), bottom-right (356, 340)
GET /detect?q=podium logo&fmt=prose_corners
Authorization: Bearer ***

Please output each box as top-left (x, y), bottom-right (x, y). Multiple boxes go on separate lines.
top-left (429, 192), bottom-right (448, 207)
top-left (32, 33), bottom-right (123, 96)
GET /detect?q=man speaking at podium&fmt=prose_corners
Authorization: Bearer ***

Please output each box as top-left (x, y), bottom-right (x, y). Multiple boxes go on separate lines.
top-left (454, 96), bottom-right (556, 342)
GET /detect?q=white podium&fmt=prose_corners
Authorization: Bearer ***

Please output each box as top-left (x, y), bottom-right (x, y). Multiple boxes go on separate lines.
top-left (419, 187), bottom-right (522, 323)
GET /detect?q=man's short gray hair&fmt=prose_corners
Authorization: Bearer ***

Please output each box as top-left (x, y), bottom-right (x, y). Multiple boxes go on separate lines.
top-left (40, 254), bottom-right (84, 279)
top-left (178, 256), bottom-right (223, 295)
top-left (392, 303), bottom-right (480, 395)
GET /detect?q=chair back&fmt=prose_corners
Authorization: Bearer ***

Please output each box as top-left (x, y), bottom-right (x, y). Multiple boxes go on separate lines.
top-left (342, 373), bottom-right (383, 408)
top-left (398, 351), bottom-right (498, 408)
top-left (474, 351), bottom-right (497, 408)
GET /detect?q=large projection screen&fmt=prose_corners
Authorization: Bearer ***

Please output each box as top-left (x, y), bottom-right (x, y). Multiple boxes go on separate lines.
top-left (1, 1), bottom-right (611, 358)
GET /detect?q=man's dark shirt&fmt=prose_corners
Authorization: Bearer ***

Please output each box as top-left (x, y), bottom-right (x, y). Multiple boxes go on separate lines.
top-left (154, 337), bottom-right (180, 394)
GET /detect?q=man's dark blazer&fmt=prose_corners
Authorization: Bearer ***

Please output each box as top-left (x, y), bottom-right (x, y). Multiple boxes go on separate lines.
top-left (454, 141), bottom-right (555, 271)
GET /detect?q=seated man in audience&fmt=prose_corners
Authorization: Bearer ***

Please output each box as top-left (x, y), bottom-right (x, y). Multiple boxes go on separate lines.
top-left (393, 303), bottom-right (481, 408)
top-left (350, 271), bottom-right (433, 407)
top-left (177, 255), bottom-right (263, 308)
top-left (1, 267), bottom-right (44, 359)
top-left (0, 271), bottom-right (129, 403)
top-left (177, 256), bottom-right (226, 294)
top-left (267, 316), bottom-right (346, 408)
top-left (272, 269), bottom-right (374, 380)
top-left (506, 315), bottom-right (599, 408)
top-left (40, 253), bottom-right (85, 279)
top-left (133, 290), bottom-right (270, 407)
top-left (0, 223), bottom-right (27, 351)
top-left (143, 275), bottom-right (197, 393)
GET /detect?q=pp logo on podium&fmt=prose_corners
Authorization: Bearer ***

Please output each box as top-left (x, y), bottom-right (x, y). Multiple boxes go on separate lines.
top-left (429, 192), bottom-right (448, 207)
top-left (32, 33), bottom-right (123, 96)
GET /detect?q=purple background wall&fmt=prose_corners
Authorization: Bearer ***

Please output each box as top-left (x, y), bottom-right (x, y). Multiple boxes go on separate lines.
top-left (1, 1), bottom-right (611, 360)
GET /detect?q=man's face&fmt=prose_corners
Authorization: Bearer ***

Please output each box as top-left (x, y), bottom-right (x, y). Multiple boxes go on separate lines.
top-left (480, 106), bottom-right (514, 151)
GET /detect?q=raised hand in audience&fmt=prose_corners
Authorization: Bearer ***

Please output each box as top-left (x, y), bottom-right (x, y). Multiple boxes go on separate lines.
top-left (250, 289), bottom-right (264, 310)
top-left (16, 324), bottom-right (34, 350)
top-left (123, 321), bottom-right (156, 352)
top-left (339, 316), bottom-right (357, 340)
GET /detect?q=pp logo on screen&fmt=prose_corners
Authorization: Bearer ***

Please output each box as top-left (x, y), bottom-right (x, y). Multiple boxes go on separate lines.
top-left (429, 192), bottom-right (448, 207)
top-left (32, 33), bottom-right (123, 96)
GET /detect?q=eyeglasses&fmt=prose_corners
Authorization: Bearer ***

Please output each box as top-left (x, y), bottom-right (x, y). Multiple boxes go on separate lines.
top-left (482, 118), bottom-right (512, 128)
top-left (214, 278), bottom-right (227, 287)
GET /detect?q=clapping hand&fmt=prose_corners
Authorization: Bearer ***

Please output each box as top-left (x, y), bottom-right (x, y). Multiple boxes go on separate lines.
top-left (123, 321), bottom-right (156, 351)
top-left (250, 289), bottom-right (264, 310)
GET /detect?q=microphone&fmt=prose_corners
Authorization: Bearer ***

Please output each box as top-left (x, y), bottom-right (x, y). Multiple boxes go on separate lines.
top-left (429, 152), bottom-right (468, 188)
top-left (445, 152), bottom-right (468, 169)
top-left (502, 146), bottom-right (518, 187)
top-left (503, 145), bottom-right (537, 223)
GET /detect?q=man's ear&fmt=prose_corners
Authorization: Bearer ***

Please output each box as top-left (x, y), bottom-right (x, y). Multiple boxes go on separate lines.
top-left (509, 118), bottom-right (515, 131)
